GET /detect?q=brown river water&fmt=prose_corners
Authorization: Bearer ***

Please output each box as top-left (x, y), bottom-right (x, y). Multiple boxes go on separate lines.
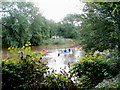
top-left (1, 44), bottom-right (85, 73)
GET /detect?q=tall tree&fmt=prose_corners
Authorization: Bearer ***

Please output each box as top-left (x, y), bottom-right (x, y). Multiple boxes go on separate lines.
top-left (79, 3), bottom-right (120, 55)
top-left (30, 14), bottom-right (50, 45)
top-left (57, 14), bottom-right (81, 39)
top-left (2, 2), bottom-right (50, 47)
top-left (47, 20), bottom-right (59, 38)
top-left (2, 2), bottom-right (34, 47)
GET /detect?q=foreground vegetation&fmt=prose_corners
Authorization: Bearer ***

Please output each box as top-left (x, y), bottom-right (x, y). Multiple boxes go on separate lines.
top-left (2, 43), bottom-right (120, 89)
top-left (1, 0), bottom-right (120, 89)
top-left (2, 43), bottom-right (48, 89)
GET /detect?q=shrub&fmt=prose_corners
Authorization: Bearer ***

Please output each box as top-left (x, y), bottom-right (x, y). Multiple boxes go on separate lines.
top-left (96, 73), bottom-right (120, 89)
top-left (71, 55), bottom-right (112, 89)
top-left (2, 42), bottom-right (49, 89)
top-left (41, 68), bottom-right (78, 90)
top-left (107, 56), bottom-right (120, 76)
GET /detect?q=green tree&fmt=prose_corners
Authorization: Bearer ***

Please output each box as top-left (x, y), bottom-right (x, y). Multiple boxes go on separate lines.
top-left (57, 14), bottom-right (81, 39)
top-left (63, 14), bottom-right (82, 26)
top-left (47, 20), bottom-right (59, 38)
top-left (2, 2), bottom-right (51, 47)
top-left (30, 14), bottom-right (50, 45)
top-left (2, 2), bottom-right (38, 47)
top-left (79, 3), bottom-right (120, 55)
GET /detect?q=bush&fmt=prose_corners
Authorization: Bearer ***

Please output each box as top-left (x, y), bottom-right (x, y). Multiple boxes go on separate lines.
top-left (107, 56), bottom-right (120, 76)
top-left (96, 73), bottom-right (120, 89)
top-left (2, 42), bottom-right (120, 89)
top-left (41, 68), bottom-right (78, 90)
top-left (71, 55), bottom-right (113, 89)
top-left (2, 42), bottom-right (49, 90)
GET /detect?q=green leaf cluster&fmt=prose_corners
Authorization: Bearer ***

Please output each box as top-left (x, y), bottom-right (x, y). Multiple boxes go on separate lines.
top-left (79, 3), bottom-right (120, 57)
top-left (71, 55), bottom-right (116, 89)
top-left (42, 68), bottom-right (77, 90)
top-left (2, 2), bottom-right (51, 47)
top-left (2, 43), bottom-right (49, 89)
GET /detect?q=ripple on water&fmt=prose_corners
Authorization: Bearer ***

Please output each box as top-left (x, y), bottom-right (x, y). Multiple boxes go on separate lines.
top-left (44, 48), bottom-right (84, 73)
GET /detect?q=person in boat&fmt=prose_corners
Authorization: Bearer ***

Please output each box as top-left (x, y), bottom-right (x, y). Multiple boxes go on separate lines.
top-left (64, 49), bottom-right (67, 53)
top-left (68, 48), bottom-right (71, 52)
top-left (60, 49), bottom-right (63, 53)
top-left (58, 53), bottom-right (60, 56)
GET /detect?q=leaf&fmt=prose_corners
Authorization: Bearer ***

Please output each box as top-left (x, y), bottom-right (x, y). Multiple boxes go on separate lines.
top-left (110, 3), bottom-right (113, 7)
top-left (25, 44), bottom-right (28, 46)
top-left (112, 7), bottom-right (117, 14)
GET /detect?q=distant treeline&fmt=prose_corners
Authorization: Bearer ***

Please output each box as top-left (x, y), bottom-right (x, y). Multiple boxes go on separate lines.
top-left (2, 1), bottom-right (120, 56)
top-left (1, 2), bottom-right (81, 47)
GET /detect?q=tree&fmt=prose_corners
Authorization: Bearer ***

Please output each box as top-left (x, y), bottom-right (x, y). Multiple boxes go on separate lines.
top-left (63, 14), bottom-right (82, 26)
top-left (95, 2), bottom-right (120, 54)
top-left (30, 14), bottom-right (43, 46)
top-left (2, 2), bottom-right (51, 47)
top-left (2, 3), bottom-right (31, 47)
top-left (2, 2), bottom-right (38, 47)
top-left (47, 20), bottom-right (59, 38)
top-left (57, 14), bottom-right (81, 39)
top-left (79, 3), bottom-right (120, 55)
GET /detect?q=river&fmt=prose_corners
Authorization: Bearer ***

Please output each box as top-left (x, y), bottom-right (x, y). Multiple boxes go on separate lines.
top-left (2, 44), bottom-right (85, 73)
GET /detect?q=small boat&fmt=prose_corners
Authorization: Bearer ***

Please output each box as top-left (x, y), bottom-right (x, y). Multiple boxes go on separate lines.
top-left (59, 49), bottom-right (72, 54)
top-left (40, 49), bottom-right (48, 52)
top-left (71, 46), bottom-right (82, 50)
top-left (71, 46), bottom-right (80, 49)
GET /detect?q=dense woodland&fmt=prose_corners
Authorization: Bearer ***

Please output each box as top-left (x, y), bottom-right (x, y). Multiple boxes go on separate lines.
top-left (1, 1), bottom-right (120, 89)
top-left (1, 2), bottom-right (81, 47)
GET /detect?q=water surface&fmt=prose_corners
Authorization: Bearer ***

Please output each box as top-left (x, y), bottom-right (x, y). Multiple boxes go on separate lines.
top-left (2, 44), bottom-right (85, 73)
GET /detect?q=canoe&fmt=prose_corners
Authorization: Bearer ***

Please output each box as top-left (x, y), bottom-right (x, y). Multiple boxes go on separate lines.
top-left (59, 49), bottom-right (71, 54)
top-left (40, 50), bottom-right (48, 52)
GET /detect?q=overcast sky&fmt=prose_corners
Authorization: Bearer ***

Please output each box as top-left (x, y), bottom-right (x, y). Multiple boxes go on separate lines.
top-left (32, 0), bottom-right (85, 22)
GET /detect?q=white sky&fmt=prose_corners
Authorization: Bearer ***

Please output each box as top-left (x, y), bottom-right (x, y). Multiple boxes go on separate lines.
top-left (32, 0), bottom-right (85, 22)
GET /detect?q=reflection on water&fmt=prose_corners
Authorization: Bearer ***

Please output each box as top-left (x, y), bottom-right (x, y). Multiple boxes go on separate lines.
top-left (46, 52), bottom-right (69, 73)
top-left (42, 48), bottom-right (85, 73)
top-left (2, 44), bottom-right (85, 73)
top-left (2, 48), bottom-right (10, 59)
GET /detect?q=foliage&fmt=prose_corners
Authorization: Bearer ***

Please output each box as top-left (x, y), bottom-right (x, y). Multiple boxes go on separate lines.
top-left (2, 43), bottom-right (119, 89)
top-left (96, 73), bottom-right (120, 89)
top-left (43, 38), bottom-right (70, 45)
top-left (79, 3), bottom-right (120, 56)
top-left (57, 14), bottom-right (81, 39)
top-left (77, 4), bottom-right (120, 89)
top-left (95, 1), bottom-right (120, 13)
top-left (2, 42), bottom-right (78, 89)
top-left (106, 56), bottom-right (120, 76)
top-left (2, 1), bottom-right (120, 89)
top-left (71, 55), bottom-right (115, 89)
top-left (63, 14), bottom-right (82, 26)
top-left (1, 2), bottom-right (81, 47)
top-left (1, 2), bottom-right (51, 47)
top-left (58, 23), bottom-right (78, 39)
top-left (77, 3), bottom-right (120, 88)
top-left (2, 42), bottom-right (49, 89)
top-left (2, 2), bottom-right (34, 47)
top-left (47, 20), bottom-right (59, 38)
top-left (30, 14), bottom-right (50, 46)
top-left (41, 68), bottom-right (78, 90)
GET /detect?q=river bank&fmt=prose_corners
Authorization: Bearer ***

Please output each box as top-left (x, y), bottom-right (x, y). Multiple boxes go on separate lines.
top-left (43, 38), bottom-right (76, 45)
